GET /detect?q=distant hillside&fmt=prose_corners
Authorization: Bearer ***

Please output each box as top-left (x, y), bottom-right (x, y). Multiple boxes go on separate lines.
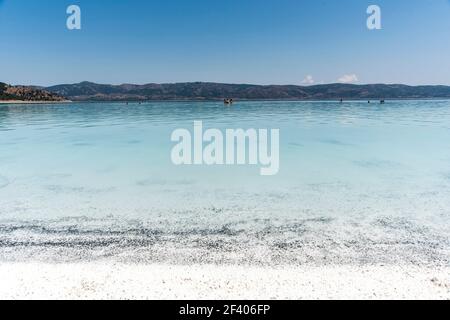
top-left (0, 82), bottom-right (67, 102)
top-left (46, 82), bottom-right (450, 101)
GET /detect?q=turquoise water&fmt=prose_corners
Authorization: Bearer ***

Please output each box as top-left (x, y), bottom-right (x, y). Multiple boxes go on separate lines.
top-left (0, 101), bottom-right (449, 265)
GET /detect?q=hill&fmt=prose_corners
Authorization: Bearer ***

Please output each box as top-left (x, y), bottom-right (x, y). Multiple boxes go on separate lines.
top-left (0, 82), bottom-right (67, 102)
top-left (45, 82), bottom-right (450, 101)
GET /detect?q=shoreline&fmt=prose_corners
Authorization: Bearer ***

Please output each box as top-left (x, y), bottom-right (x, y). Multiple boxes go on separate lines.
top-left (0, 100), bottom-right (72, 104)
top-left (0, 263), bottom-right (448, 300)
top-left (2, 99), bottom-right (450, 104)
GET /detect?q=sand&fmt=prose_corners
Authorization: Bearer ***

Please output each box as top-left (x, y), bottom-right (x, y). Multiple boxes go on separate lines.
top-left (0, 263), bottom-right (448, 300)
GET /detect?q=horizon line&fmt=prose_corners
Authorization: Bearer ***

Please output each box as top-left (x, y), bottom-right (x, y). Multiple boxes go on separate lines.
top-left (4, 81), bottom-right (450, 88)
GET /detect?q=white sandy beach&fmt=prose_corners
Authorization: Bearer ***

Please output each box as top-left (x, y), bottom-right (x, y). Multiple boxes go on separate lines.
top-left (0, 263), bottom-right (448, 300)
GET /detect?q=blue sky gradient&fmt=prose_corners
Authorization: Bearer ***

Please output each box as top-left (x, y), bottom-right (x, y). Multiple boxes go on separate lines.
top-left (0, 0), bottom-right (449, 86)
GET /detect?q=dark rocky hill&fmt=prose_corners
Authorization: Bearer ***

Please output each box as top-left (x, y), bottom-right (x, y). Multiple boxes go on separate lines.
top-left (0, 82), bottom-right (67, 102)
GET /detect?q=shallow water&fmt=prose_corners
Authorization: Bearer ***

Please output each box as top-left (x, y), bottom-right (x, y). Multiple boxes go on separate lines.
top-left (0, 100), bottom-right (449, 266)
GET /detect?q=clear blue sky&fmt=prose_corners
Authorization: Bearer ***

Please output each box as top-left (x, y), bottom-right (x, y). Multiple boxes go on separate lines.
top-left (0, 0), bottom-right (449, 86)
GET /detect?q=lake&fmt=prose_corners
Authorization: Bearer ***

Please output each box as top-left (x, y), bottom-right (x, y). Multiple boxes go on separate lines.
top-left (0, 100), bottom-right (449, 266)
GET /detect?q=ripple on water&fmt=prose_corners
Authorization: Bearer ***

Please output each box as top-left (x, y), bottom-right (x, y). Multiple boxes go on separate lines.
top-left (0, 175), bottom-right (10, 189)
top-left (319, 139), bottom-right (353, 147)
top-left (353, 159), bottom-right (404, 169)
top-left (44, 184), bottom-right (116, 195)
top-left (136, 178), bottom-right (196, 187)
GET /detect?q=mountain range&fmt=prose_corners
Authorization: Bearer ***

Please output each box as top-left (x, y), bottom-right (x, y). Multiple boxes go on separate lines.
top-left (45, 82), bottom-right (450, 101)
top-left (2, 81), bottom-right (450, 102)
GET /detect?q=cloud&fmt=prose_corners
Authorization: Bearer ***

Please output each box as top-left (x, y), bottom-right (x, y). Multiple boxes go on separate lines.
top-left (338, 74), bottom-right (358, 84)
top-left (301, 75), bottom-right (315, 85)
